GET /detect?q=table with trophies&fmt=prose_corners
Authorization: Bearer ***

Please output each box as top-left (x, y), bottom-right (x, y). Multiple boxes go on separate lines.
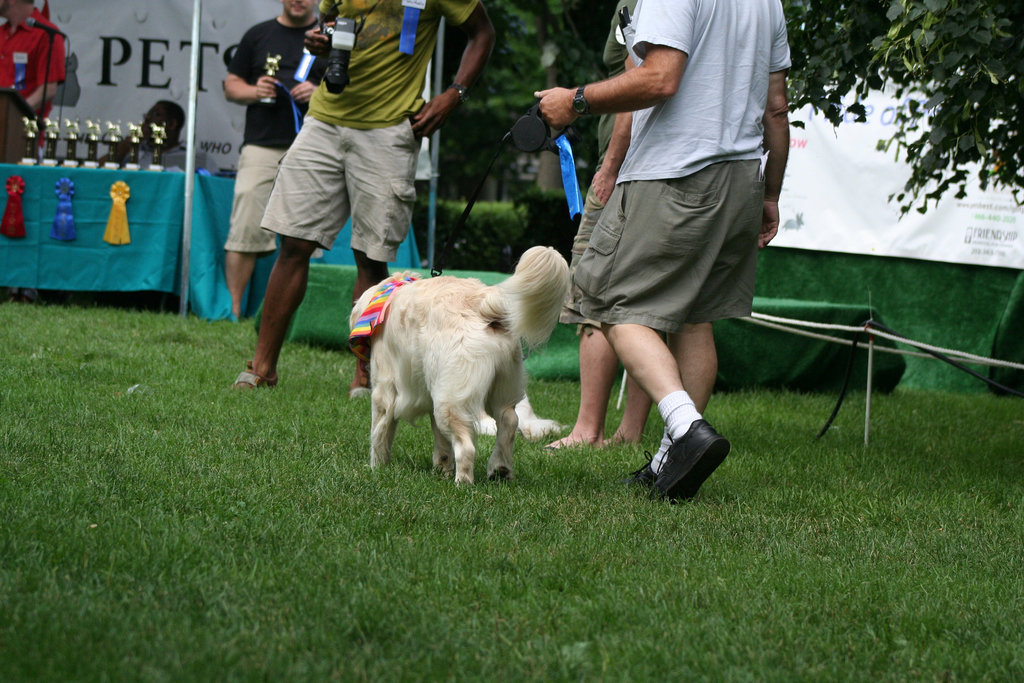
top-left (0, 115), bottom-right (236, 314)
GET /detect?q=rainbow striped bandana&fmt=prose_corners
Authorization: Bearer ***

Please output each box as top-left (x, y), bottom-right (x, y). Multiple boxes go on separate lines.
top-left (348, 274), bottom-right (420, 363)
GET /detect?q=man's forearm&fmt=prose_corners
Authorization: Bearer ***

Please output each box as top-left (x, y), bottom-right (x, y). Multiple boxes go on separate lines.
top-left (762, 70), bottom-right (790, 201)
top-left (25, 83), bottom-right (58, 111)
top-left (450, 4), bottom-right (495, 90)
top-left (585, 46), bottom-right (684, 116)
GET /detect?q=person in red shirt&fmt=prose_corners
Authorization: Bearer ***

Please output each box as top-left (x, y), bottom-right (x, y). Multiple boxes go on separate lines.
top-left (0, 0), bottom-right (65, 118)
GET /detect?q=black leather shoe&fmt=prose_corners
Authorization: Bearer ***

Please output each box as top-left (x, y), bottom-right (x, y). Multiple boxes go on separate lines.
top-left (650, 420), bottom-right (730, 501)
top-left (623, 456), bottom-right (657, 488)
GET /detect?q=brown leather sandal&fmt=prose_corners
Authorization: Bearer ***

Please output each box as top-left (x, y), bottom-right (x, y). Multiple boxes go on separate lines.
top-left (231, 361), bottom-right (278, 389)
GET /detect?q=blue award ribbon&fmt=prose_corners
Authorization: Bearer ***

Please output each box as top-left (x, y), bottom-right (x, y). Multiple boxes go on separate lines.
top-left (51, 177), bottom-right (76, 241)
top-left (399, 6), bottom-right (421, 55)
top-left (14, 62), bottom-right (26, 91)
top-left (554, 134), bottom-right (583, 222)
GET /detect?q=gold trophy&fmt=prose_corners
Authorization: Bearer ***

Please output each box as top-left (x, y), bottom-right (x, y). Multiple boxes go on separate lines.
top-left (102, 121), bottom-right (122, 170)
top-left (82, 120), bottom-right (101, 169)
top-left (20, 116), bottom-right (39, 165)
top-left (124, 122), bottom-right (143, 170)
top-left (41, 118), bottom-right (61, 166)
top-left (41, 118), bottom-right (60, 167)
top-left (260, 53), bottom-right (282, 104)
top-left (62, 119), bottom-right (80, 167)
top-left (149, 122), bottom-right (167, 171)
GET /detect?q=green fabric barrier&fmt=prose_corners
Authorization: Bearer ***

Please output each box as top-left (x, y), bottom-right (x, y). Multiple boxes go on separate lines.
top-left (715, 300), bottom-right (904, 393)
top-left (754, 247), bottom-right (1021, 392)
top-left (990, 269), bottom-right (1024, 393)
top-left (261, 264), bottom-right (906, 392)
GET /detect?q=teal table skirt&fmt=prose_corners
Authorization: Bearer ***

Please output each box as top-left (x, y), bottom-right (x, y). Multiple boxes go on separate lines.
top-left (0, 163), bottom-right (420, 320)
top-left (0, 163), bottom-right (186, 293)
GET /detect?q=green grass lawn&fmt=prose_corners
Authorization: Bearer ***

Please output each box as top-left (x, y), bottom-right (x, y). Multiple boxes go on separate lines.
top-left (1, 303), bottom-right (1022, 681)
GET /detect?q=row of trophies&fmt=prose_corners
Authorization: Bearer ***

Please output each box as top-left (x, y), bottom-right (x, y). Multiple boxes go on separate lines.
top-left (20, 117), bottom-right (169, 171)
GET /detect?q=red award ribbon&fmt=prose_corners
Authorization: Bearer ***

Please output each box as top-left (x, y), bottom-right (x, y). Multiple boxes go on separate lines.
top-left (1, 175), bottom-right (26, 238)
top-left (104, 180), bottom-right (131, 245)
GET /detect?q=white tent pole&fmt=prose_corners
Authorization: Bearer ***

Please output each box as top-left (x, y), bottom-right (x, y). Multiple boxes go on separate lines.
top-left (427, 18), bottom-right (445, 270)
top-left (864, 333), bottom-right (874, 446)
top-left (178, 0), bottom-right (202, 316)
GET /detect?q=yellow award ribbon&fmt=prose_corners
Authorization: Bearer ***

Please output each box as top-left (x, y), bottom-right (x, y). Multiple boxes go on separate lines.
top-left (104, 180), bottom-right (131, 245)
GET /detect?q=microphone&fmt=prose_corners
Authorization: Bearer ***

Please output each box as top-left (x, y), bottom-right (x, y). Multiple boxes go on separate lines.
top-left (25, 17), bottom-right (67, 37)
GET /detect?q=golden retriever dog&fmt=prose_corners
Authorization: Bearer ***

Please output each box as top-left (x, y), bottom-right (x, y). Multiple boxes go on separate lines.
top-left (349, 246), bottom-right (570, 484)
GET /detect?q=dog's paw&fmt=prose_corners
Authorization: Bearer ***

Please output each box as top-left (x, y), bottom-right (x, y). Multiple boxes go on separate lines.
top-left (433, 453), bottom-right (455, 477)
top-left (487, 466), bottom-right (513, 482)
top-left (517, 419), bottom-right (566, 441)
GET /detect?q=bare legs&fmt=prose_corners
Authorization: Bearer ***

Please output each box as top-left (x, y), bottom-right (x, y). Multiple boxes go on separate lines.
top-left (349, 249), bottom-right (390, 395)
top-left (603, 321), bottom-right (717, 413)
top-left (224, 250), bottom-right (259, 320)
top-left (240, 239), bottom-right (390, 392)
top-left (247, 235), bottom-right (318, 382)
top-left (545, 325), bottom-right (652, 448)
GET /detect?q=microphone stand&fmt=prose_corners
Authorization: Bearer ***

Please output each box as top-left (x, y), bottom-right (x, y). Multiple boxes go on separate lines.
top-left (37, 29), bottom-right (55, 134)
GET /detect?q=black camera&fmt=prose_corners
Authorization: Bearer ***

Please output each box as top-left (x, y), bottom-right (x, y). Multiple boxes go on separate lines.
top-left (323, 17), bottom-right (357, 94)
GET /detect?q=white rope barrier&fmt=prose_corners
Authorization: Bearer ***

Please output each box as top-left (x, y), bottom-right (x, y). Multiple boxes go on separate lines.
top-left (740, 310), bottom-right (1024, 446)
top-left (743, 313), bottom-right (1024, 371)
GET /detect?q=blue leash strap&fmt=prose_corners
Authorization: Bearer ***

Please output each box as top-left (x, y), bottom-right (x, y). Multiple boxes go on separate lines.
top-left (555, 134), bottom-right (583, 222)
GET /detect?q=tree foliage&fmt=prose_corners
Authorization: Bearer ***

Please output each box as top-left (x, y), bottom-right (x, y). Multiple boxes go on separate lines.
top-left (442, 1), bottom-right (1024, 212)
top-left (784, 0), bottom-right (1024, 213)
top-left (434, 0), bottom-right (609, 200)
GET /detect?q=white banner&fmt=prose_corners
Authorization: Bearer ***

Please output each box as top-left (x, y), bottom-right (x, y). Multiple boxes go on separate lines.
top-left (49, 0), bottom-right (282, 173)
top-left (776, 92), bottom-right (1023, 268)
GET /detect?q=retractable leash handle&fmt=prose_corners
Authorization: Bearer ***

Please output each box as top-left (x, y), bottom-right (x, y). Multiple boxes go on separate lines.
top-left (510, 103), bottom-right (583, 221)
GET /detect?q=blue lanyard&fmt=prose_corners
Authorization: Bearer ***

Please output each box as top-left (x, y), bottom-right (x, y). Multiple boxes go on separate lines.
top-left (274, 82), bottom-right (304, 134)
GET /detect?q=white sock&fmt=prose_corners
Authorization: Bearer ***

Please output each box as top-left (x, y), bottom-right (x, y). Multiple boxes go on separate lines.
top-left (650, 428), bottom-right (674, 474)
top-left (658, 390), bottom-right (701, 442)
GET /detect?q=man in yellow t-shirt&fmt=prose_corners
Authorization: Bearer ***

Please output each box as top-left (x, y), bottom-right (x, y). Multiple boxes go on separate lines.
top-left (232, 0), bottom-right (495, 393)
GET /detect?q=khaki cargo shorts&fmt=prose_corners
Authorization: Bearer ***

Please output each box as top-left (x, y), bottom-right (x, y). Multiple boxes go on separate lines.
top-left (261, 116), bottom-right (418, 262)
top-left (576, 159), bottom-right (764, 333)
top-left (223, 144), bottom-right (288, 255)
top-left (560, 187), bottom-right (607, 328)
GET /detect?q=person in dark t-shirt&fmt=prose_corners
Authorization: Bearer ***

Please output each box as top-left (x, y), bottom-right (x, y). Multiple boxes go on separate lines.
top-left (222, 0), bottom-right (324, 320)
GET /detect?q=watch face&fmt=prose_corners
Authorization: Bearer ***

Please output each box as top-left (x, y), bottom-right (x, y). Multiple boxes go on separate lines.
top-left (573, 95), bottom-right (587, 114)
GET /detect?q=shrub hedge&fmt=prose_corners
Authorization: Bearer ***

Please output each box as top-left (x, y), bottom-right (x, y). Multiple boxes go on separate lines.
top-left (412, 187), bottom-right (578, 273)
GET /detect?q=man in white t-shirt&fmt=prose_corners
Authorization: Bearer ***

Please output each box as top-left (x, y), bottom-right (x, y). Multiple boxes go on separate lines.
top-left (536, 0), bottom-right (791, 501)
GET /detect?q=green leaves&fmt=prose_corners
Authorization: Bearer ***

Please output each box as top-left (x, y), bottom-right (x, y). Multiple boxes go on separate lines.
top-left (785, 0), bottom-right (1024, 213)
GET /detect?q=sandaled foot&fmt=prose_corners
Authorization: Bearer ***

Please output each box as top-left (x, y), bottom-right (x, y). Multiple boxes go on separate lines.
top-left (231, 361), bottom-right (277, 389)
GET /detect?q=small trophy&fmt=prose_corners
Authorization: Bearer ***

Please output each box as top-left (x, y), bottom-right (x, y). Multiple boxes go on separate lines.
top-left (149, 123), bottom-right (167, 172)
top-left (124, 122), bottom-right (143, 170)
top-left (41, 118), bottom-right (61, 166)
top-left (20, 116), bottom-right (39, 165)
top-left (82, 120), bottom-right (101, 169)
top-left (260, 53), bottom-right (282, 104)
top-left (102, 121), bottom-right (122, 170)
top-left (62, 119), bottom-right (80, 167)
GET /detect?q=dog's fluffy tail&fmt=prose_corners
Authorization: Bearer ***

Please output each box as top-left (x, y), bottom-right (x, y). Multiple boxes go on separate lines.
top-left (480, 246), bottom-right (570, 349)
